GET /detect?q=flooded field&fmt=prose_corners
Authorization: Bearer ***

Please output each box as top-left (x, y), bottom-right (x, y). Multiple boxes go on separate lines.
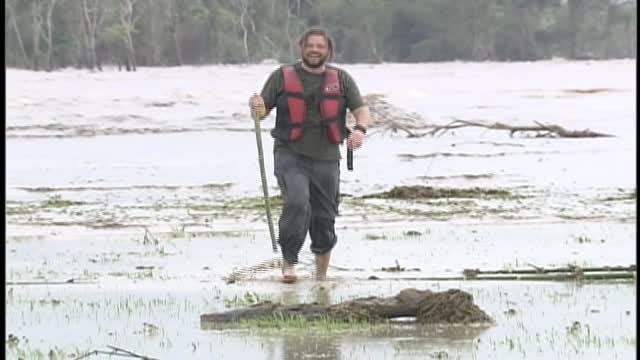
top-left (6, 60), bottom-right (636, 359)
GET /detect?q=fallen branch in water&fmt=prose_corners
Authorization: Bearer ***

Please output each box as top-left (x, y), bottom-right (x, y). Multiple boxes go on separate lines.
top-left (357, 94), bottom-right (614, 139)
top-left (353, 94), bottom-right (432, 138)
top-left (366, 264), bottom-right (636, 282)
top-left (76, 345), bottom-right (160, 360)
top-left (426, 118), bottom-right (614, 138)
top-left (462, 264), bottom-right (636, 277)
top-left (5, 279), bottom-right (97, 286)
top-left (368, 273), bottom-right (636, 282)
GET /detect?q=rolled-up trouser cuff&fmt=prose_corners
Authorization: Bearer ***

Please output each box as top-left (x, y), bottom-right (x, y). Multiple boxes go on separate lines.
top-left (309, 216), bottom-right (337, 255)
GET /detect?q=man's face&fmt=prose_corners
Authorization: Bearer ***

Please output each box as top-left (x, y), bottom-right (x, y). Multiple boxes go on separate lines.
top-left (301, 35), bottom-right (330, 68)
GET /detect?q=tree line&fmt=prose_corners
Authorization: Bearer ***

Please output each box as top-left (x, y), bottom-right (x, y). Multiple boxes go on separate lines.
top-left (5, 0), bottom-right (637, 71)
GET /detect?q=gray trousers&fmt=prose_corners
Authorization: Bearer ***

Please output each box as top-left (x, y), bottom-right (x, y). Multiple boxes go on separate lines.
top-left (274, 146), bottom-right (340, 265)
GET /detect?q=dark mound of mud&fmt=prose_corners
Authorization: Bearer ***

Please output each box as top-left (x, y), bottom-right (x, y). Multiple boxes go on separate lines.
top-left (417, 289), bottom-right (493, 324)
top-left (362, 185), bottom-right (514, 200)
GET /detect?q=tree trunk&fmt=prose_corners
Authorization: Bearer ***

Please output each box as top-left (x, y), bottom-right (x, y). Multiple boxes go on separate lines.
top-left (567, 0), bottom-right (583, 59)
top-left (120, 0), bottom-right (138, 71)
top-left (262, 35), bottom-right (279, 60)
top-left (7, 0), bottom-right (31, 67)
top-left (239, 0), bottom-right (250, 62)
top-left (604, 1), bottom-right (614, 58)
top-left (146, 0), bottom-right (163, 66)
top-left (126, 35), bottom-right (136, 71)
top-left (200, 288), bottom-right (493, 328)
top-left (472, 0), bottom-right (494, 61)
top-left (41, 0), bottom-right (57, 71)
top-left (285, 1), bottom-right (295, 62)
top-left (366, 23), bottom-right (382, 63)
top-left (169, 0), bottom-right (183, 66)
top-left (173, 31), bottom-right (183, 66)
top-left (467, 2), bottom-right (478, 60)
top-left (31, 0), bottom-right (43, 70)
top-left (518, 6), bottom-right (528, 60)
top-left (81, 0), bottom-right (102, 70)
top-left (625, 20), bottom-right (633, 58)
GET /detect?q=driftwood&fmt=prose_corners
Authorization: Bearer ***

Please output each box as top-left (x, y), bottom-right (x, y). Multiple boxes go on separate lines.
top-left (463, 264), bottom-right (636, 277)
top-left (356, 94), bottom-right (613, 139)
top-left (75, 345), bottom-right (160, 360)
top-left (461, 264), bottom-right (636, 281)
top-left (5, 279), bottom-right (97, 286)
top-left (367, 273), bottom-right (635, 282)
top-left (200, 288), bottom-right (493, 328)
top-left (426, 118), bottom-right (614, 138)
top-left (351, 94), bottom-right (431, 137)
top-left (366, 264), bottom-right (636, 282)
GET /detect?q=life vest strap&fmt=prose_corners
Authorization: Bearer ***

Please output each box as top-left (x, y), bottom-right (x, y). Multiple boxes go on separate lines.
top-left (317, 94), bottom-right (342, 100)
top-left (279, 122), bottom-right (324, 129)
top-left (282, 91), bottom-right (305, 98)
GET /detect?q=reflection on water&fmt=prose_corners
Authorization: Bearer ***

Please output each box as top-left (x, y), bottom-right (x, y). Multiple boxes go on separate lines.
top-left (265, 280), bottom-right (335, 307)
top-left (256, 322), bottom-right (489, 360)
top-left (281, 333), bottom-right (341, 360)
top-left (310, 284), bottom-right (333, 306)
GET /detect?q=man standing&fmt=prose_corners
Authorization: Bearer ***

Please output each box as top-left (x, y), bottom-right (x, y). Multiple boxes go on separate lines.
top-left (249, 27), bottom-right (371, 283)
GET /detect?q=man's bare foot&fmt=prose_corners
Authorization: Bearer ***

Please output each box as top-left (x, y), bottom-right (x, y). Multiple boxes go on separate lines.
top-left (314, 252), bottom-right (331, 281)
top-left (281, 261), bottom-right (297, 284)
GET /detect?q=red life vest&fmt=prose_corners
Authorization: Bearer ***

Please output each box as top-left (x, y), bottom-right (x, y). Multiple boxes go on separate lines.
top-left (280, 65), bottom-right (344, 144)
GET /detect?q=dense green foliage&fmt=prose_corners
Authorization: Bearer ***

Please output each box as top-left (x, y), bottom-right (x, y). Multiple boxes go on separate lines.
top-left (5, 0), bottom-right (636, 70)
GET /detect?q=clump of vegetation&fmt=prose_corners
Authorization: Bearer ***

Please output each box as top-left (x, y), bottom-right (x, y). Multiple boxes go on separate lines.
top-left (224, 292), bottom-right (262, 308)
top-left (222, 195), bottom-right (283, 211)
top-left (572, 235), bottom-right (592, 244)
top-left (364, 233), bottom-right (387, 240)
top-left (379, 260), bottom-right (419, 272)
top-left (41, 194), bottom-right (86, 208)
top-left (361, 186), bottom-right (517, 200)
top-left (600, 189), bottom-right (637, 202)
top-left (202, 183), bottom-right (233, 190)
top-left (6, 334), bottom-right (20, 346)
top-left (5, 203), bottom-right (34, 215)
top-left (169, 225), bottom-right (187, 238)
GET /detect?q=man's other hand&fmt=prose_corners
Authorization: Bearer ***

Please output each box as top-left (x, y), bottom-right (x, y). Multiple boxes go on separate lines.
top-left (347, 128), bottom-right (365, 150)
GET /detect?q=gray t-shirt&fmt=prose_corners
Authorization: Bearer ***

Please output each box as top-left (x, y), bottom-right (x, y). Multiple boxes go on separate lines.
top-left (260, 61), bottom-right (365, 160)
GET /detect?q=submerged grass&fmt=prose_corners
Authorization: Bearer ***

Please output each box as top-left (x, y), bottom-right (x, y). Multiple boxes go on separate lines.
top-left (364, 231), bottom-right (426, 241)
top-left (41, 195), bottom-right (87, 208)
top-left (346, 198), bottom-right (510, 219)
top-left (5, 204), bottom-right (35, 215)
top-left (231, 314), bottom-right (394, 334)
top-left (223, 292), bottom-right (262, 308)
top-left (186, 195), bottom-right (283, 212)
top-left (224, 195), bottom-right (283, 210)
top-left (600, 189), bottom-right (637, 202)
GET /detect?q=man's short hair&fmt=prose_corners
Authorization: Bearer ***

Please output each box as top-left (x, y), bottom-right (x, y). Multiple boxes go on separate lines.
top-left (298, 27), bottom-right (335, 61)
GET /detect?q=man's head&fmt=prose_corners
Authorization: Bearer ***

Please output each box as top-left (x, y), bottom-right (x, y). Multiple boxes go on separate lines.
top-left (298, 27), bottom-right (334, 69)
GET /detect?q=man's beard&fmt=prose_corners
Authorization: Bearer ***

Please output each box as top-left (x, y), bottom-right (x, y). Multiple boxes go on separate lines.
top-left (302, 53), bottom-right (328, 68)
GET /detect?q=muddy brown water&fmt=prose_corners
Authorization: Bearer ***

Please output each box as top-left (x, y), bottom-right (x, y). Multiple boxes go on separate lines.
top-left (6, 61), bottom-right (636, 359)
